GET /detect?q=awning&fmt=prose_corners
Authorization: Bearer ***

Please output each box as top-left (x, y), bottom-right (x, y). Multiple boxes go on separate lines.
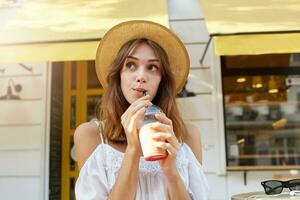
top-left (198, 0), bottom-right (300, 55)
top-left (0, 0), bottom-right (168, 63)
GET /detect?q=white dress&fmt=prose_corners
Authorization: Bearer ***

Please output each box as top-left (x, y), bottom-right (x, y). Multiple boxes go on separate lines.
top-left (75, 126), bottom-right (209, 200)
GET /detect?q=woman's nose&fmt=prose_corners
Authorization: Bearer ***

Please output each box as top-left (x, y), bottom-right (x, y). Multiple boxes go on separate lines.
top-left (135, 69), bottom-right (147, 83)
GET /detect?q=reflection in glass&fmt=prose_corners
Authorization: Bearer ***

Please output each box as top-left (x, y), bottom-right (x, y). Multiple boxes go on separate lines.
top-left (70, 135), bottom-right (75, 171)
top-left (290, 53), bottom-right (300, 67)
top-left (87, 61), bottom-right (102, 89)
top-left (223, 55), bottom-right (300, 167)
top-left (70, 177), bottom-right (75, 200)
top-left (71, 62), bottom-right (77, 90)
top-left (70, 96), bottom-right (76, 129)
top-left (87, 95), bottom-right (101, 121)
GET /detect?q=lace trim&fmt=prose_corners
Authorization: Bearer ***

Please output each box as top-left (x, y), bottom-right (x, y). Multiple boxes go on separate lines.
top-left (98, 144), bottom-right (189, 174)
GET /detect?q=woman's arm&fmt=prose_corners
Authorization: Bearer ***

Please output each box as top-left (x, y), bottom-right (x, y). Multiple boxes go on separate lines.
top-left (165, 123), bottom-right (203, 200)
top-left (184, 123), bottom-right (203, 164)
top-left (108, 148), bottom-right (140, 200)
top-left (165, 171), bottom-right (191, 200)
top-left (184, 123), bottom-right (209, 199)
top-left (74, 122), bottom-right (101, 169)
top-left (108, 95), bottom-right (152, 200)
top-left (74, 122), bottom-right (141, 200)
top-left (152, 115), bottom-right (192, 200)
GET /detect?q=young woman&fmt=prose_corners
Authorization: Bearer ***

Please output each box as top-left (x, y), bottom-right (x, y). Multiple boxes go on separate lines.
top-left (75, 20), bottom-right (209, 200)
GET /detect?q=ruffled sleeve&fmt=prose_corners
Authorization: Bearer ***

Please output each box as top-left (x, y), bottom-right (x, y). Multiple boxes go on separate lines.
top-left (182, 144), bottom-right (210, 200)
top-left (75, 146), bottom-right (110, 200)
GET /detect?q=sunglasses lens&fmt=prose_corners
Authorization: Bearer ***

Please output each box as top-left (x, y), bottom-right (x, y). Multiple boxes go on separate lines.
top-left (264, 181), bottom-right (283, 195)
top-left (289, 179), bottom-right (300, 190)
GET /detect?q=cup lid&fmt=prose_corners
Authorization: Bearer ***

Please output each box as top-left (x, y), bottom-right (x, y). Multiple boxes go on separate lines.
top-left (145, 105), bottom-right (163, 115)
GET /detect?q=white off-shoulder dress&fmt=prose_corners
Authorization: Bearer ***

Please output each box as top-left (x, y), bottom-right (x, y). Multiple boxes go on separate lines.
top-left (75, 123), bottom-right (209, 200)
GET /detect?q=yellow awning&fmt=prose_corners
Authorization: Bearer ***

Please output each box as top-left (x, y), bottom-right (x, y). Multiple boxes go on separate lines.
top-left (199, 0), bottom-right (300, 55)
top-left (0, 0), bottom-right (168, 63)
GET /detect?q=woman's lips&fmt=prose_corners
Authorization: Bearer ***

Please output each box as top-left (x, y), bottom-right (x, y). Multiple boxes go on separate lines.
top-left (133, 88), bottom-right (147, 96)
top-left (134, 88), bottom-right (146, 93)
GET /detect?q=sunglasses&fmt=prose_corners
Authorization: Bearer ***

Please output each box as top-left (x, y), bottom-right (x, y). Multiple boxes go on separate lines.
top-left (261, 179), bottom-right (300, 195)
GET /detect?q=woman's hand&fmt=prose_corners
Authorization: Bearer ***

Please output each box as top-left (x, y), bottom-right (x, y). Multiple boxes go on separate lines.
top-left (151, 114), bottom-right (180, 177)
top-left (121, 95), bottom-right (152, 156)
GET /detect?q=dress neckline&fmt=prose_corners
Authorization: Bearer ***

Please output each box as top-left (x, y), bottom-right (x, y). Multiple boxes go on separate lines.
top-left (95, 143), bottom-right (189, 173)
top-left (99, 142), bottom-right (186, 159)
top-left (102, 143), bottom-right (125, 155)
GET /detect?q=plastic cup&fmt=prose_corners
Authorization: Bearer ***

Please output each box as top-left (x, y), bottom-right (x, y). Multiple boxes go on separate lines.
top-left (139, 105), bottom-right (167, 161)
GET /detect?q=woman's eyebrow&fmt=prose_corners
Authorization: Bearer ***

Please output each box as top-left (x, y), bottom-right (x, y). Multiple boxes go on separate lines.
top-left (148, 58), bottom-right (160, 62)
top-left (127, 55), bottom-right (138, 60)
top-left (127, 55), bottom-right (159, 62)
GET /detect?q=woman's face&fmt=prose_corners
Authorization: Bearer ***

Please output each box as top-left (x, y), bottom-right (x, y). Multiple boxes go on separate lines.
top-left (120, 42), bottom-right (162, 104)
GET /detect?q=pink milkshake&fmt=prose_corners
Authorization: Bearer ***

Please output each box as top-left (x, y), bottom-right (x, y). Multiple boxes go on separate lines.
top-left (139, 105), bottom-right (167, 161)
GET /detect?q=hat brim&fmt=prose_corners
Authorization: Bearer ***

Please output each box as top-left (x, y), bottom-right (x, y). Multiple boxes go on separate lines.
top-left (96, 20), bottom-right (189, 93)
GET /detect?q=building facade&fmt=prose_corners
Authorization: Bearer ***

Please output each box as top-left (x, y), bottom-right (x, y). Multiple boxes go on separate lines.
top-left (1, 0), bottom-right (300, 200)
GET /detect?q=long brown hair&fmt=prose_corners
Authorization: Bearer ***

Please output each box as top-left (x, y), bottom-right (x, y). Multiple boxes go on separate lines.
top-left (97, 38), bottom-right (187, 143)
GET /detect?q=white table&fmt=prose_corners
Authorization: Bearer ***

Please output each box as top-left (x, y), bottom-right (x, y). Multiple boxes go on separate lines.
top-left (231, 191), bottom-right (300, 200)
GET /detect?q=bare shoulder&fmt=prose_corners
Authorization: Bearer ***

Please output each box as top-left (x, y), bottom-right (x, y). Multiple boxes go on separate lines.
top-left (183, 122), bottom-right (203, 164)
top-left (74, 121), bottom-right (101, 169)
top-left (74, 121), bottom-right (100, 140)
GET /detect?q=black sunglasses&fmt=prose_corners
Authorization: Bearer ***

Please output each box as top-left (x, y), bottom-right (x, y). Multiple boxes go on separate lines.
top-left (261, 179), bottom-right (300, 195)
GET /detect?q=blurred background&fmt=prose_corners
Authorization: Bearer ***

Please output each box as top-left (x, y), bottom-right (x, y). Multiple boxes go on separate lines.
top-left (1, 0), bottom-right (300, 199)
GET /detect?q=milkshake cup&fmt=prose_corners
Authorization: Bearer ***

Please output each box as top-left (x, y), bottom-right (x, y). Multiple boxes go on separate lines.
top-left (139, 105), bottom-right (167, 161)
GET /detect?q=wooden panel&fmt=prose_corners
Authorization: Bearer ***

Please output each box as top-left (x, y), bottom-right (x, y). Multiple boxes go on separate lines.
top-left (168, 0), bottom-right (203, 20)
top-left (187, 69), bottom-right (212, 93)
top-left (0, 76), bottom-right (44, 99)
top-left (0, 126), bottom-right (42, 150)
top-left (0, 63), bottom-right (46, 76)
top-left (170, 20), bottom-right (209, 43)
top-left (273, 173), bottom-right (300, 180)
top-left (0, 177), bottom-right (40, 200)
top-left (0, 150), bottom-right (40, 176)
top-left (186, 44), bottom-right (211, 67)
top-left (176, 95), bottom-right (213, 120)
top-left (0, 101), bottom-right (43, 125)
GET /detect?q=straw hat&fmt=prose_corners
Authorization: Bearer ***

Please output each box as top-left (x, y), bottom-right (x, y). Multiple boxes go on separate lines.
top-left (96, 20), bottom-right (189, 93)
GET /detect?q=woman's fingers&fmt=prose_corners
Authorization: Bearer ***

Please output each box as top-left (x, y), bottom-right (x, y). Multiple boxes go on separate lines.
top-left (131, 106), bottom-right (146, 129)
top-left (152, 132), bottom-right (180, 150)
top-left (128, 95), bottom-right (151, 112)
top-left (121, 95), bottom-right (151, 120)
top-left (131, 100), bottom-right (152, 114)
top-left (147, 122), bottom-right (173, 133)
top-left (155, 114), bottom-right (173, 128)
top-left (121, 95), bottom-right (151, 124)
top-left (154, 141), bottom-right (177, 157)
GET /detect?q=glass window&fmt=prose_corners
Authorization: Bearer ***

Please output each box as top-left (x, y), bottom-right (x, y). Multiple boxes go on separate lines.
top-left (222, 54), bottom-right (300, 168)
top-left (87, 95), bottom-right (102, 122)
top-left (71, 61), bottom-right (77, 90)
top-left (69, 135), bottom-right (76, 171)
top-left (70, 96), bottom-right (76, 129)
top-left (87, 61), bottom-right (102, 89)
top-left (69, 177), bottom-right (75, 200)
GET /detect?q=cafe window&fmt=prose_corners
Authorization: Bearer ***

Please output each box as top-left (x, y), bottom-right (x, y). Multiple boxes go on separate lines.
top-left (222, 53), bottom-right (300, 170)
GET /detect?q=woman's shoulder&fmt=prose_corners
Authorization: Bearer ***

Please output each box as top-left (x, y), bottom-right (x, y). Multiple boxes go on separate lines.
top-left (183, 122), bottom-right (201, 145)
top-left (74, 121), bottom-right (102, 169)
top-left (183, 122), bottom-right (203, 164)
top-left (74, 121), bottom-right (101, 141)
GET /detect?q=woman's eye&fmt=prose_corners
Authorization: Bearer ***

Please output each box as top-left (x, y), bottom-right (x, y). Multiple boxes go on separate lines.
top-left (148, 65), bottom-right (158, 72)
top-left (126, 62), bottom-right (135, 70)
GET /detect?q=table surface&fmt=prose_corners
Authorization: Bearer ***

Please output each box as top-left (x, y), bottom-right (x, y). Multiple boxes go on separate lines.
top-left (231, 191), bottom-right (300, 200)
